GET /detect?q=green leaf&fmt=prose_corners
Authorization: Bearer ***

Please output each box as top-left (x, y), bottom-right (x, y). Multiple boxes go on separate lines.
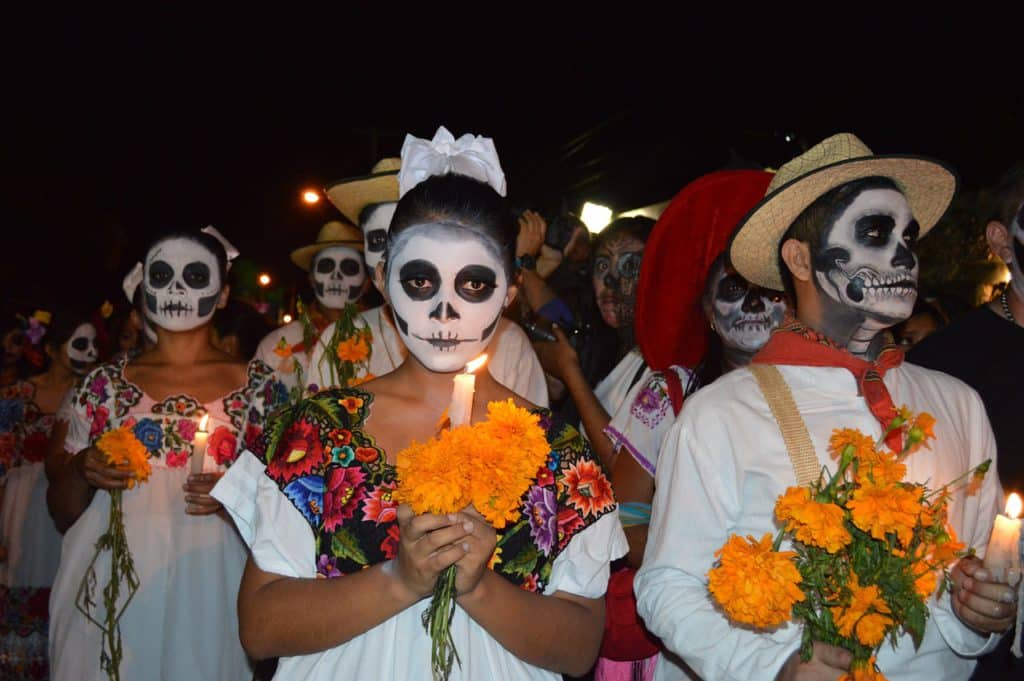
top-left (331, 528), bottom-right (368, 565)
top-left (502, 546), bottom-right (539, 578)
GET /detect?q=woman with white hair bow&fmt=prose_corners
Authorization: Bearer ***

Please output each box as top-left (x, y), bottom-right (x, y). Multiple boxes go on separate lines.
top-left (212, 127), bottom-right (627, 681)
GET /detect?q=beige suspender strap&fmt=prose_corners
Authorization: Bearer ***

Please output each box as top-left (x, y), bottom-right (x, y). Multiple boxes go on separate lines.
top-left (749, 364), bottom-right (820, 487)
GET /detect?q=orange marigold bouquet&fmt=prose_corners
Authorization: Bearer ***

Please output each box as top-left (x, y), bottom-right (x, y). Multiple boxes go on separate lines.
top-left (76, 424), bottom-right (152, 681)
top-left (394, 399), bottom-right (550, 681)
top-left (708, 408), bottom-right (990, 680)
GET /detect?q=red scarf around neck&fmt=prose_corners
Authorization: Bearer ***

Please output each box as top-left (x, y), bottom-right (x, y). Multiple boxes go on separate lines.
top-left (752, 321), bottom-right (905, 452)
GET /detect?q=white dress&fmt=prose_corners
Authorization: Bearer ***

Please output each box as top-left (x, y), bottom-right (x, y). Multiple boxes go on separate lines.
top-left (635, 361), bottom-right (1002, 681)
top-left (211, 387), bottom-right (627, 680)
top-left (310, 305), bottom-right (551, 406)
top-left (48, 357), bottom-right (287, 681)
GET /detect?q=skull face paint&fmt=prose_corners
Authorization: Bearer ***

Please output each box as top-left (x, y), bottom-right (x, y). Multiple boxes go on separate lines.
top-left (311, 246), bottom-right (366, 309)
top-left (386, 224), bottom-right (509, 372)
top-left (710, 263), bottom-right (787, 353)
top-left (66, 323), bottom-right (98, 375)
top-left (592, 233), bottom-right (644, 329)
top-left (143, 238), bottom-right (223, 332)
top-left (813, 188), bottom-right (920, 327)
top-left (361, 203), bottom-right (397, 272)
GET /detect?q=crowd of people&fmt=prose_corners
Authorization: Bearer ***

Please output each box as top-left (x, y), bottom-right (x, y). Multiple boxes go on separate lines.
top-left (0, 127), bottom-right (1020, 681)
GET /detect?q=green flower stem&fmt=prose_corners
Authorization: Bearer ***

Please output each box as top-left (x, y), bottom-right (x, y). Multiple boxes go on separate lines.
top-left (75, 489), bottom-right (141, 681)
top-left (422, 564), bottom-right (460, 681)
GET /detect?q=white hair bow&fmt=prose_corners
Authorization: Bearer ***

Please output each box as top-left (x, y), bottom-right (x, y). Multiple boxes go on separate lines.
top-left (201, 225), bottom-right (240, 268)
top-left (122, 262), bottom-right (144, 303)
top-left (398, 126), bottom-right (507, 198)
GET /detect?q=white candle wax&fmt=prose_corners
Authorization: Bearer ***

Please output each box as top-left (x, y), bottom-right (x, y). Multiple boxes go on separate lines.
top-left (449, 373), bottom-right (475, 428)
top-left (191, 415), bottom-right (210, 475)
top-left (985, 494), bottom-right (1023, 582)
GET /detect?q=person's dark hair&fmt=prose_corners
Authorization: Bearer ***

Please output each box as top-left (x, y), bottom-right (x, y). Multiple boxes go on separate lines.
top-left (213, 299), bottom-right (273, 360)
top-left (989, 161), bottom-right (1024, 227)
top-left (777, 176), bottom-right (901, 301)
top-left (593, 216), bottom-right (656, 252)
top-left (145, 230), bottom-right (230, 284)
top-left (388, 173), bottom-right (517, 281)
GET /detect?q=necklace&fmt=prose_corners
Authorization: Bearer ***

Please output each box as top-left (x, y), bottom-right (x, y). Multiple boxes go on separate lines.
top-left (1000, 291), bottom-right (1017, 324)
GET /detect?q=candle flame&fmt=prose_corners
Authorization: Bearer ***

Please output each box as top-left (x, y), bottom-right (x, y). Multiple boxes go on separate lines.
top-left (1007, 493), bottom-right (1022, 519)
top-left (199, 414), bottom-right (209, 432)
top-left (465, 354), bottom-right (488, 374)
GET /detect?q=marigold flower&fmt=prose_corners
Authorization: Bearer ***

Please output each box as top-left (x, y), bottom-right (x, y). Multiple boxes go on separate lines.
top-left (839, 657), bottom-right (886, 681)
top-left (831, 574), bottom-right (893, 645)
top-left (775, 487), bottom-right (852, 554)
top-left (856, 450), bottom-right (907, 486)
top-left (95, 425), bottom-right (152, 488)
top-left (906, 412), bottom-right (936, 453)
top-left (708, 533), bottom-right (804, 629)
top-left (848, 482), bottom-right (922, 547)
top-left (914, 569), bottom-right (938, 600)
top-left (336, 337), bottom-right (370, 363)
top-left (829, 428), bottom-right (876, 461)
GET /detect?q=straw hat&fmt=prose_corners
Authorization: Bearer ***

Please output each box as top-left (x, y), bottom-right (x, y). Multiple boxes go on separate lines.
top-left (730, 133), bottom-right (957, 291)
top-left (325, 158), bottom-right (402, 226)
top-left (290, 220), bottom-right (364, 271)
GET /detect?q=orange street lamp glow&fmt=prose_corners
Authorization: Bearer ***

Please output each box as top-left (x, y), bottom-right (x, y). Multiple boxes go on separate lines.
top-left (282, 314), bottom-right (293, 324)
top-left (302, 189), bottom-right (320, 204)
top-left (258, 274), bottom-right (271, 287)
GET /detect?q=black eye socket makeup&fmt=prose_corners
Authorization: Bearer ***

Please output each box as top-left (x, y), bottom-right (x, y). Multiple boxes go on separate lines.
top-left (399, 260), bottom-right (442, 301)
top-left (455, 265), bottom-right (498, 303)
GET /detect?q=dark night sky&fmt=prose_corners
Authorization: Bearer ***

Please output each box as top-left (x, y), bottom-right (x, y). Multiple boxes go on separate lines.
top-left (2, 11), bottom-right (1021, 316)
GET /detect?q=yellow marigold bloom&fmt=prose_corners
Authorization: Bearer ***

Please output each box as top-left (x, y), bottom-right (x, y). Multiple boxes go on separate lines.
top-left (914, 569), bottom-right (938, 600)
top-left (336, 336), bottom-right (370, 363)
top-left (848, 482), bottom-right (922, 547)
top-left (906, 412), bottom-right (936, 452)
top-left (856, 450), bottom-right (907, 486)
top-left (96, 426), bottom-right (152, 488)
top-left (829, 428), bottom-right (876, 461)
top-left (839, 657), bottom-right (886, 681)
top-left (928, 529), bottom-right (965, 569)
top-left (708, 533), bottom-right (804, 629)
top-left (831, 574), bottom-right (892, 644)
top-left (775, 487), bottom-right (852, 554)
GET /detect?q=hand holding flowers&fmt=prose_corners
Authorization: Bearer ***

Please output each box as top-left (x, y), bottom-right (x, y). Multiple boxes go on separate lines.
top-left (393, 504), bottom-right (475, 600)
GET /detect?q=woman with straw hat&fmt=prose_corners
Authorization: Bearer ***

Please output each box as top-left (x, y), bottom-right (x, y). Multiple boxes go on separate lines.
top-left (635, 133), bottom-right (1014, 681)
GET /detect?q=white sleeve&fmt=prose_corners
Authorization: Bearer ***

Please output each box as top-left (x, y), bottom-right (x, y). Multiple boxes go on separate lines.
top-left (63, 385), bottom-right (93, 455)
top-left (544, 511), bottom-right (628, 598)
top-left (930, 389), bottom-right (1001, 657)
top-left (605, 368), bottom-right (687, 477)
top-left (211, 450), bottom-right (317, 579)
top-left (491, 322), bottom-right (549, 407)
top-left (634, 416), bottom-right (801, 681)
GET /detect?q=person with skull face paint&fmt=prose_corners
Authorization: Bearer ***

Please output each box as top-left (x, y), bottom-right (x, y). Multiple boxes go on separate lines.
top-left (0, 309), bottom-right (98, 680)
top-left (634, 134), bottom-right (1013, 681)
top-left (908, 162), bottom-right (1024, 680)
top-left (254, 220), bottom-right (373, 400)
top-left (44, 229), bottom-right (287, 681)
top-left (210, 129), bottom-right (627, 681)
top-left (317, 154), bottom-right (549, 406)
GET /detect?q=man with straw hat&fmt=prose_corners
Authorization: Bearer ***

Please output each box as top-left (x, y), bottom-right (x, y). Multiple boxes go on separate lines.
top-left (318, 151), bottom-right (549, 405)
top-left (635, 134), bottom-right (1014, 681)
top-left (254, 219), bottom-right (372, 399)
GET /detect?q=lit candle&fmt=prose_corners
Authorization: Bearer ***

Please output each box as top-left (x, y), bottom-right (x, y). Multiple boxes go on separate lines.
top-left (984, 492), bottom-right (1023, 657)
top-left (449, 354), bottom-right (487, 428)
top-left (191, 414), bottom-right (210, 475)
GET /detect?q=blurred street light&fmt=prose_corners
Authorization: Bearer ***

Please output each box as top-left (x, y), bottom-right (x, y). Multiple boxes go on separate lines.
top-left (580, 202), bottom-right (613, 233)
top-left (282, 313), bottom-right (293, 324)
top-left (258, 273), bottom-right (272, 287)
top-left (302, 189), bottom-right (321, 205)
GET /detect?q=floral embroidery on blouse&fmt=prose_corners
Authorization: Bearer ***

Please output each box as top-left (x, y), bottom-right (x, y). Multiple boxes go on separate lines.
top-left (260, 388), bottom-right (616, 591)
top-left (629, 374), bottom-right (671, 429)
top-left (0, 381), bottom-right (57, 478)
top-left (71, 358), bottom-right (287, 468)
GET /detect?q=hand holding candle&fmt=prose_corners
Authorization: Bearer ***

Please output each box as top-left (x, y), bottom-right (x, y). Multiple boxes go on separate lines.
top-left (449, 355), bottom-right (487, 428)
top-left (191, 414), bottom-right (209, 476)
top-left (984, 492), bottom-right (1023, 657)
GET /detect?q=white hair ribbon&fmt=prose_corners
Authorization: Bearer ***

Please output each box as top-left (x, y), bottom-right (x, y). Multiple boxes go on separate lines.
top-left (398, 126), bottom-right (507, 198)
top-left (122, 262), bottom-right (144, 302)
top-left (201, 225), bottom-right (240, 269)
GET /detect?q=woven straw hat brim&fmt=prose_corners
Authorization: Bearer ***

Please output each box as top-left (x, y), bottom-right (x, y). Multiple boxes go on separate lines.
top-left (325, 170), bottom-right (400, 226)
top-left (290, 239), bottom-right (364, 272)
top-left (730, 154), bottom-right (957, 291)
